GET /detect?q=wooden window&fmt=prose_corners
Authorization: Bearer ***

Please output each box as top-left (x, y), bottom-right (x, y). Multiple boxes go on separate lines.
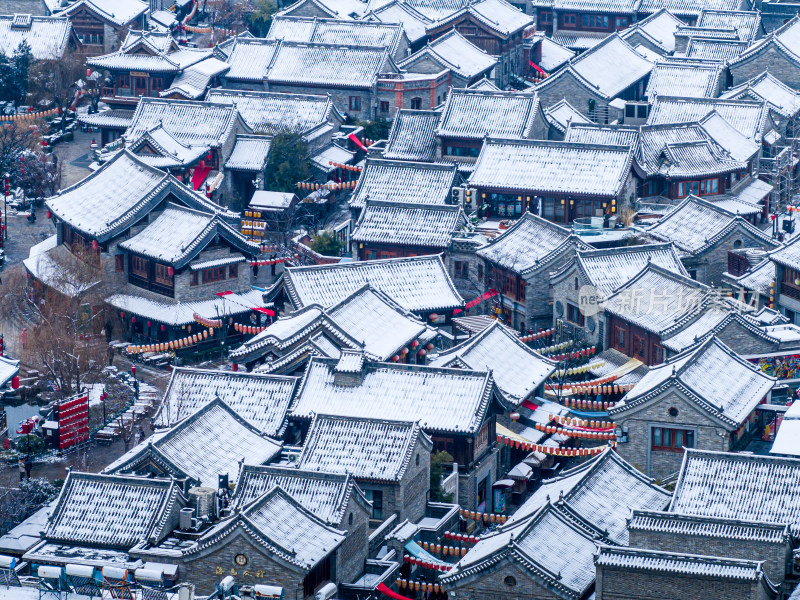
top-left (229, 263), bottom-right (238, 279)
top-left (380, 101), bottom-right (389, 112)
top-left (364, 489), bottom-right (383, 519)
top-left (540, 11), bottom-right (553, 23)
top-left (349, 96), bottom-right (361, 111)
top-left (410, 97), bottom-right (422, 109)
top-left (614, 325), bottom-right (626, 349)
top-left (615, 16), bottom-right (628, 27)
top-left (562, 13), bottom-right (577, 26)
top-left (567, 303), bottom-right (585, 327)
top-left (115, 255), bottom-right (125, 272)
top-left (477, 263), bottom-right (484, 283)
top-left (190, 272), bottom-right (198, 287)
top-left (454, 261), bottom-right (469, 279)
top-left (131, 255), bottom-right (148, 278)
top-left (202, 266), bottom-right (227, 284)
top-left (652, 343), bottom-right (665, 364)
top-left (151, 77), bottom-right (164, 92)
top-left (633, 333), bottom-right (646, 360)
top-left (154, 263), bottom-right (173, 286)
top-left (519, 279), bottom-right (526, 301)
top-left (652, 427), bottom-right (694, 451)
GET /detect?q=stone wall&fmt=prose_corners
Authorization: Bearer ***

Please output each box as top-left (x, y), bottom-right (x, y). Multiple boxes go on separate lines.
top-left (399, 441), bottom-right (431, 523)
top-left (444, 559), bottom-right (564, 600)
top-left (267, 82), bottom-right (378, 120)
top-left (729, 46), bottom-right (800, 88)
top-left (536, 74), bottom-right (608, 122)
top-left (336, 493), bottom-right (370, 585)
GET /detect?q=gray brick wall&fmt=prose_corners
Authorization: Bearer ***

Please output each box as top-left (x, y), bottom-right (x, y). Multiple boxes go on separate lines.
top-left (613, 386), bottom-right (730, 479)
top-left (729, 46), bottom-right (800, 88)
top-left (443, 558), bottom-right (563, 600)
top-left (627, 528), bottom-right (790, 586)
top-left (536, 74), bottom-right (609, 122)
top-left (336, 493), bottom-right (370, 585)
top-left (596, 564), bottom-right (772, 600)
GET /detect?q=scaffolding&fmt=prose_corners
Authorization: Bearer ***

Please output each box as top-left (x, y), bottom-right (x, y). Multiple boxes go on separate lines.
top-left (759, 110), bottom-right (800, 212)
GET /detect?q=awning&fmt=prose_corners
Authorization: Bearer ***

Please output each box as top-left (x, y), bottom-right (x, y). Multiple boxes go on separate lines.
top-left (191, 165), bottom-right (211, 190)
top-left (492, 479), bottom-right (515, 489)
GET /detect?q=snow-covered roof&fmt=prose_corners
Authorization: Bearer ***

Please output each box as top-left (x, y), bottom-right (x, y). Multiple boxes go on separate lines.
top-left (646, 195), bottom-right (775, 255)
top-left (564, 123), bottom-right (638, 147)
top-left (349, 159), bottom-right (458, 209)
top-left (45, 151), bottom-right (233, 242)
top-left (531, 33), bottom-right (576, 72)
top-left (364, 0), bottom-right (432, 43)
top-left (769, 235), bottom-right (800, 271)
top-left (670, 448), bottom-right (800, 533)
top-left (205, 487), bottom-right (345, 570)
top-left (603, 263), bottom-right (711, 334)
top-left (507, 449), bottom-right (670, 544)
top-left (233, 465), bottom-right (363, 524)
top-left (647, 96), bottom-right (768, 142)
top-left (0, 15), bottom-right (72, 60)
top-left (725, 257), bottom-right (774, 298)
top-left (289, 357), bottom-right (494, 434)
top-left (88, 36), bottom-right (212, 73)
top-left (721, 71), bottom-right (800, 119)
top-left (638, 0), bottom-right (742, 18)
top-left (160, 57), bottom-right (230, 100)
top-left (543, 99), bottom-right (592, 135)
top-left (77, 108), bottom-right (134, 130)
top-left (430, 322), bottom-right (555, 406)
top-left (568, 34), bottom-right (654, 99)
top-left (46, 472), bottom-right (181, 549)
top-left (222, 38), bottom-right (279, 82)
top-left (388, 0), bottom-right (468, 21)
top-left (118, 203), bottom-right (256, 267)
top-left (553, 0), bottom-right (636, 12)
top-left (225, 135), bottom-right (272, 172)
top-left (698, 9), bottom-right (761, 41)
top-left (729, 16), bottom-right (800, 69)
top-left (469, 139), bottom-right (633, 198)
top-left (124, 98), bottom-right (244, 148)
top-left (206, 88), bottom-right (341, 134)
top-left (427, 0), bottom-right (533, 37)
top-left (106, 289), bottom-right (267, 328)
top-left (595, 546), bottom-right (768, 582)
top-left (620, 9), bottom-right (682, 53)
top-left (265, 41), bottom-right (395, 89)
top-left (298, 415), bottom-right (429, 482)
top-left (612, 336), bottom-right (774, 427)
top-left (107, 399), bottom-right (282, 488)
top-left (628, 510), bottom-right (790, 544)
top-left (383, 109), bottom-right (439, 161)
top-left (279, 0), bottom-right (368, 19)
top-left (326, 285), bottom-right (432, 360)
top-left (0, 356), bottom-right (20, 389)
top-left (153, 367), bottom-right (298, 436)
top-left (685, 38), bottom-right (748, 61)
top-left (351, 201), bottom-right (465, 248)
top-left (442, 503), bottom-right (598, 598)
top-left (399, 29), bottom-right (496, 80)
top-left (476, 212), bottom-right (583, 274)
top-left (771, 400), bottom-right (800, 457)
top-left (645, 62), bottom-right (721, 99)
top-left (268, 15), bottom-right (405, 55)
top-left (59, 0), bottom-right (147, 26)
top-left (285, 254), bottom-right (463, 313)
top-left (697, 111), bottom-right (760, 162)
top-left (573, 243), bottom-right (688, 295)
top-left (436, 88), bottom-right (542, 141)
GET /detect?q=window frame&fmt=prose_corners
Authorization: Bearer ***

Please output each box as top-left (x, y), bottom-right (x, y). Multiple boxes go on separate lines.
top-left (651, 426), bottom-right (695, 452)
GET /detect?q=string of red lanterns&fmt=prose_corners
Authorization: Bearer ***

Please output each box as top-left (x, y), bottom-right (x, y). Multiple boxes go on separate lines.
top-left (396, 579), bottom-right (445, 594)
top-left (298, 180), bottom-right (357, 191)
top-left (496, 434), bottom-right (613, 456)
top-left (533, 422), bottom-right (617, 440)
top-left (441, 531), bottom-right (480, 544)
top-left (519, 328), bottom-right (555, 343)
top-left (127, 328), bottom-right (213, 354)
top-left (328, 161), bottom-right (363, 172)
top-left (458, 509), bottom-right (508, 524)
top-left (193, 313), bottom-right (222, 329)
top-left (551, 415), bottom-right (616, 430)
top-left (0, 108), bottom-right (59, 121)
top-left (233, 322), bottom-right (266, 335)
top-left (403, 555), bottom-right (454, 571)
top-left (545, 373), bottom-right (619, 394)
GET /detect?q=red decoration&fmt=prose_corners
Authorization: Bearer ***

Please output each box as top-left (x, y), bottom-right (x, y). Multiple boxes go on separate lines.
top-left (232, 363), bottom-right (239, 372)
top-left (11, 376), bottom-right (19, 390)
top-left (131, 366), bottom-right (136, 376)
top-left (46, 209), bottom-right (52, 219)
top-left (168, 266), bottom-right (174, 276)
top-left (131, 316), bottom-right (136, 323)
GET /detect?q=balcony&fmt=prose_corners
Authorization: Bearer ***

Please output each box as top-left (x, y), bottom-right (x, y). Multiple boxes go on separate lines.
top-left (128, 274), bottom-right (174, 298)
top-left (780, 282), bottom-right (800, 302)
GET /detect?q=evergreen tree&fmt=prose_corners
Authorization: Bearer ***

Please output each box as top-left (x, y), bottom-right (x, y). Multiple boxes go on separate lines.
top-left (12, 41), bottom-right (32, 105)
top-left (265, 132), bottom-right (312, 193)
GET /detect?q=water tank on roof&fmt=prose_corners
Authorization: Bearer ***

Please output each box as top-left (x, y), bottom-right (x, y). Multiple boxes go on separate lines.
top-left (188, 487), bottom-right (217, 519)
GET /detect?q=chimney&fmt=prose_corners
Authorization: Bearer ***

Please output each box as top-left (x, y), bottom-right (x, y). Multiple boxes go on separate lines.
top-left (333, 350), bottom-right (366, 387)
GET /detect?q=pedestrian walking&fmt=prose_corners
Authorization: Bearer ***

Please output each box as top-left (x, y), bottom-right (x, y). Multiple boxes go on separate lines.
top-left (24, 456), bottom-right (32, 479)
top-left (18, 458), bottom-right (25, 482)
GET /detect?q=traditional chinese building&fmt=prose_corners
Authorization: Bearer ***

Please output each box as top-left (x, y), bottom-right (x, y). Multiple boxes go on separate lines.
top-left (56, 0), bottom-right (148, 55)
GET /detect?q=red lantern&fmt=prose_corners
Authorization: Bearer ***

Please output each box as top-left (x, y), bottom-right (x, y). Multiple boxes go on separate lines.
top-left (131, 366), bottom-right (136, 376)
top-left (147, 321), bottom-right (152, 328)
top-left (168, 266), bottom-right (174, 276)
top-left (46, 209), bottom-right (52, 219)
top-left (92, 240), bottom-right (98, 250)
top-left (11, 376), bottom-right (19, 390)
top-left (131, 316), bottom-right (136, 324)
top-left (161, 325), bottom-right (166, 331)
top-left (232, 363), bottom-right (239, 372)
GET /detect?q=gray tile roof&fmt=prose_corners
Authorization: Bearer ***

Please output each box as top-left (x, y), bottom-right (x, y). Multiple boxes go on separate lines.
top-left (225, 135), bottom-right (272, 171)
top-left (436, 88), bottom-right (542, 141)
top-left (430, 321), bottom-right (555, 406)
top-left (671, 448), bottom-right (800, 534)
top-left (289, 357), bottom-right (495, 434)
top-left (721, 71), bottom-right (800, 119)
top-left (638, 0), bottom-right (743, 18)
top-left (613, 336), bottom-right (775, 426)
top-left (647, 96), bottom-right (768, 142)
top-left (298, 415), bottom-right (429, 482)
top-left (267, 15), bottom-right (405, 55)
top-left (568, 34), bottom-right (653, 99)
top-left (0, 14), bottom-right (71, 60)
top-left (469, 139), bottom-right (633, 198)
top-left (399, 29), bottom-right (496, 80)
top-left (351, 200), bottom-right (465, 248)
top-left (46, 473), bottom-right (181, 549)
top-left (383, 109), bottom-right (439, 161)
top-left (628, 510), bottom-right (790, 543)
top-left (153, 367), bottom-right (298, 436)
top-left (685, 37), bottom-right (748, 61)
top-left (645, 62), bottom-right (721, 99)
top-left (349, 159), bottom-right (458, 209)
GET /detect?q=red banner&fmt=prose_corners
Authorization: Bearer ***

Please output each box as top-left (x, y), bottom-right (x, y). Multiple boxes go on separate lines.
top-left (348, 133), bottom-right (368, 152)
top-left (529, 60), bottom-right (546, 75)
top-left (453, 289), bottom-right (499, 314)
top-left (57, 395), bottom-right (89, 450)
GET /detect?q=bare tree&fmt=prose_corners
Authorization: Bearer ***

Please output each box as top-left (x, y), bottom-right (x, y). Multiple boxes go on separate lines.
top-left (28, 47), bottom-right (87, 133)
top-left (0, 120), bottom-right (39, 181)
